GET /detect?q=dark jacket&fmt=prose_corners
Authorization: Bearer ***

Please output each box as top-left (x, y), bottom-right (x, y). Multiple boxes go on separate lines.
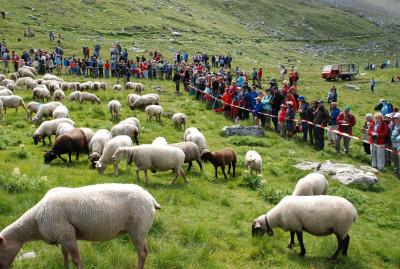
top-left (314, 106), bottom-right (330, 126)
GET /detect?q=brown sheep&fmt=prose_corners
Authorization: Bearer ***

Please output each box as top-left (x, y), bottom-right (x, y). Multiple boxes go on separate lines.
top-left (44, 129), bottom-right (88, 164)
top-left (200, 148), bottom-right (236, 179)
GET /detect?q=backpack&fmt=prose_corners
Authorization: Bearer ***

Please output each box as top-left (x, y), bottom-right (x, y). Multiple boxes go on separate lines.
top-left (381, 102), bottom-right (393, 115)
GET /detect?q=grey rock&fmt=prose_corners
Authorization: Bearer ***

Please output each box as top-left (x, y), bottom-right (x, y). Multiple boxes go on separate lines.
top-left (221, 125), bottom-right (264, 137)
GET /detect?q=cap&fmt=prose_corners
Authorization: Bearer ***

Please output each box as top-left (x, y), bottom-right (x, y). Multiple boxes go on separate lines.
top-left (299, 96), bottom-right (305, 100)
top-left (345, 106), bottom-right (350, 112)
top-left (393, 112), bottom-right (400, 118)
top-left (379, 99), bottom-right (386, 103)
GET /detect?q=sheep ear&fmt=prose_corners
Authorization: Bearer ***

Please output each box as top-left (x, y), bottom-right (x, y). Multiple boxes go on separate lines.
top-left (253, 220), bottom-right (261, 229)
top-left (0, 235), bottom-right (5, 243)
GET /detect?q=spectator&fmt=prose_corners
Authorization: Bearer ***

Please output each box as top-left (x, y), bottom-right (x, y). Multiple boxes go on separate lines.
top-left (335, 106), bottom-right (356, 154)
top-left (278, 103), bottom-right (287, 137)
top-left (270, 87), bottom-right (283, 132)
top-left (253, 97), bottom-right (264, 126)
top-left (298, 96), bottom-right (309, 142)
top-left (285, 101), bottom-right (296, 138)
top-left (261, 89), bottom-right (272, 128)
top-left (328, 102), bottom-right (341, 145)
top-left (257, 68), bottom-right (263, 86)
top-left (313, 100), bottom-right (330, 151)
top-left (327, 85), bottom-right (337, 104)
top-left (370, 77), bottom-right (376, 92)
top-left (361, 114), bottom-right (374, 155)
top-left (368, 112), bottom-right (389, 170)
top-left (173, 70), bottom-right (182, 93)
top-left (104, 60), bottom-right (110, 78)
top-left (374, 99), bottom-right (393, 116)
top-left (391, 113), bottom-right (400, 176)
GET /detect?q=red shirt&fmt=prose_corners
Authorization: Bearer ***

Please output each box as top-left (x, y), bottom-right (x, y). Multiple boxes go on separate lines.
top-left (368, 121), bottom-right (389, 145)
top-left (278, 108), bottom-right (286, 122)
top-left (222, 93), bottom-right (232, 107)
top-left (257, 69), bottom-right (263, 78)
top-left (336, 112), bottom-right (356, 135)
top-left (105, 63), bottom-right (110, 70)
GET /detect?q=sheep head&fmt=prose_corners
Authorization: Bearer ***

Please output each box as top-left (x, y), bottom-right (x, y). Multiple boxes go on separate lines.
top-left (95, 162), bottom-right (105, 174)
top-left (0, 235), bottom-right (22, 269)
top-left (43, 151), bottom-right (57, 164)
top-left (89, 152), bottom-right (100, 168)
top-left (200, 149), bottom-right (212, 162)
top-left (251, 215), bottom-right (273, 237)
top-left (32, 134), bottom-right (41, 145)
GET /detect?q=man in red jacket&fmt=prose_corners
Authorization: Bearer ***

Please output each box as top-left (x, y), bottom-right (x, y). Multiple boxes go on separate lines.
top-left (335, 106), bottom-right (356, 154)
top-left (368, 112), bottom-right (389, 170)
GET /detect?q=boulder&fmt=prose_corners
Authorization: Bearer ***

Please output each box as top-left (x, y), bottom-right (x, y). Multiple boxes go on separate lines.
top-left (221, 125), bottom-right (264, 137)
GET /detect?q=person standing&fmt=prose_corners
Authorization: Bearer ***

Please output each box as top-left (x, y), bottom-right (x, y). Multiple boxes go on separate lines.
top-left (313, 100), bottom-right (330, 151)
top-left (270, 87), bottom-right (283, 132)
top-left (257, 68), bottom-right (263, 86)
top-left (307, 101), bottom-right (317, 145)
top-left (361, 114), bottom-right (374, 155)
top-left (261, 89), bottom-right (272, 128)
top-left (327, 85), bottom-right (337, 104)
top-left (285, 101), bottom-right (296, 139)
top-left (328, 102), bottom-right (341, 145)
top-left (368, 113), bottom-right (389, 170)
top-left (173, 70), bottom-right (182, 93)
top-left (298, 96), bottom-right (309, 142)
top-left (370, 77), bottom-right (376, 92)
top-left (391, 113), bottom-right (400, 176)
top-left (335, 106), bottom-right (356, 154)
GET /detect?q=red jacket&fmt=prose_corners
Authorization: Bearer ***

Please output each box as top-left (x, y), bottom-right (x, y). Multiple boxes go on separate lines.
top-left (222, 93), bottom-right (232, 107)
top-left (368, 121), bottom-right (389, 145)
top-left (336, 112), bottom-right (356, 135)
top-left (278, 108), bottom-right (286, 122)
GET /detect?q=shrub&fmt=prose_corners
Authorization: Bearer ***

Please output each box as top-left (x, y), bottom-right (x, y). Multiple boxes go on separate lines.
top-left (259, 186), bottom-right (291, 204)
top-left (240, 174), bottom-right (264, 190)
top-left (0, 171), bottom-right (45, 193)
top-left (15, 145), bottom-right (28, 159)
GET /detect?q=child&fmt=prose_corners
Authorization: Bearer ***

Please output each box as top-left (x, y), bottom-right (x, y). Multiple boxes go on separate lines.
top-left (231, 97), bottom-right (239, 122)
top-left (253, 97), bottom-right (264, 126)
top-left (278, 103), bottom-right (287, 137)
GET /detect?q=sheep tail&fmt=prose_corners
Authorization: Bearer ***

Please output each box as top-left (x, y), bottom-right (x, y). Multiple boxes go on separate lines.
top-left (153, 199), bottom-right (161, 210)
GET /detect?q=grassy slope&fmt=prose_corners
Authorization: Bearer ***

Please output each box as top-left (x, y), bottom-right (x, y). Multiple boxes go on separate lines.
top-left (0, 0), bottom-right (399, 268)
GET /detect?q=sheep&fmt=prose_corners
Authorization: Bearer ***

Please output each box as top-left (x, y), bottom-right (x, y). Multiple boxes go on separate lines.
top-left (26, 79), bottom-right (39, 91)
top-left (92, 81), bottom-right (101, 91)
top-left (126, 82), bottom-right (144, 94)
top-left (26, 101), bottom-right (41, 121)
top-left (52, 105), bottom-right (69, 119)
top-left (68, 91), bottom-right (82, 102)
top-left (43, 73), bottom-right (63, 82)
top-left (61, 82), bottom-right (69, 91)
top-left (36, 78), bottom-right (44, 85)
top-left (170, 141), bottom-right (203, 172)
top-left (44, 128), bottom-right (88, 163)
top-left (18, 66), bottom-right (37, 76)
top-left (0, 96), bottom-right (28, 114)
top-left (200, 148), bottom-right (236, 179)
top-left (2, 79), bottom-right (14, 87)
top-left (127, 93), bottom-right (140, 106)
top-left (112, 144), bottom-right (188, 183)
top-left (108, 100), bottom-right (121, 120)
top-left (32, 102), bottom-right (62, 122)
top-left (32, 118), bottom-right (75, 145)
top-left (0, 99), bottom-right (3, 121)
top-left (172, 112), bottom-right (186, 130)
top-left (80, 82), bottom-right (89, 90)
top-left (130, 94), bottom-right (160, 110)
top-left (251, 195), bottom-right (357, 261)
top-left (95, 135), bottom-right (133, 174)
top-left (152, 137), bottom-right (167, 145)
top-left (292, 173), bottom-right (329, 196)
top-left (79, 92), bottom-right (101, 104)
top-left (244, 150), bottom-right (262, 175)
top-left (145, 105), bottom-right (163, 122)
top-left (5, 83), bottom-right (15, 93)
top-left (53, 89), bottom-right (65, 101)
top-left (111, 123), bottom-right (139, 145)
top-left (56, 122), bottom-right (74, 137)
top-left (0, 74), bottom-right (5, 83)
top-left (67, 82), bottom-right (77, 91)
top-left (8, 72), bottom-right (19, 81)
top-left (89, 129), bottom-right (112, 168)
top-left (119, 117), bottom-right (141, 130)
top-left (0, 89), bottom-right (13, 96)
top-left (183, 127), bottom-right (207, 154)
top-left (78, 127), bottom-right (94, 144)
top-left (48, 82), bottom-right (60, 93)
top-left (99, 81), bottom-right (106, 91)
top-left (32, 86), bottom-right (51, 102)
top-left (18, 68), bottom-right (36, 79)
top-left (15, 77), bottom-right (33, 89)
top-left (0, 183), bottom-right (160, 269)
top-left (113, 84), bottom-right (122, 91)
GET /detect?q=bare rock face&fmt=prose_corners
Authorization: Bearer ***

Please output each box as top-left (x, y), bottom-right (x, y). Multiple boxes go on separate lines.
top-left (221, 125), bottom-right (264, 137)
top-left (295, 160), bottom-right (378, 186)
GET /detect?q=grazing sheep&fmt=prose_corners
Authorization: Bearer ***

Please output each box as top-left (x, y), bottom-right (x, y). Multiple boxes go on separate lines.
top-left (172, 112), bottom-right (186, 130)
top-left (18, 66), bottom-right (37, 76)
top-left (0, 183), bottom-right (160, 269)
top-left (32, 102), bottom-right (62, 122)
top-left (0, 74), bottom-right (5, 83)
top-left (5, 83), bottom-right (15, 92)
top-left (80, 82), bottom-right (89, 90)
top-left (201, 148), bottom-right (236, 179)
top-left (18, 68), bottom-right (36, 79)
top-left (95, 135), bottom-right (133, 174)
top-left (67, 82), bottom-right (77, 91)
top-left (26, 101), bottom-right (41, 121)
top-left (32, 86), bottom-right (51, 102)
top-left (119, 117), bottom-right (141, 130)
top-left (53, 89), bottom-right (65, 101)
top-left (61, 82), bottom-right (69, 91)
top-left (145, 105), bottom-right (163, 122)
top-left (26, 79), bottom-right (38, 90)
top-left (0, 99), bottom-right (3, 121)
top-left (89, 129), bottom-right (112, 168)
top-left (111, 123), bottom-right (139, 145)
top-left (8, 72), bottom-right (19, 81)
top-left (15, 77), bottom-right (33, 89)
top-left (0, 96), bottom-right (28, 114)
top-left (252, 195), bottom-right (357, 261)
top-left (92, 81), bottom-right (101, 91)
top-left (36, 78), bottom-right (44, 85)
top-left (48, 82), bottom-right (60, 93)
top-left (79, 92), bottom-right (101, 104)
top-left (292, 173), bottom-right (329, 196)
top-left (2, 79), bottom-right (14, 87)
top-left (56, 122), bottom-right (74, 137)
top-left (52, 105), bottom-right (69, 119)
top-left (112, 145), bottom-right (188, 183)
top-left (32, 118), bottom-right (75, 145)
top-left (44, 128), bottom-right (88, 163)
top-left (130, 94), bottom-right (160, 110)
top-left (78, 127), bottom-right (94, 144)
top-left (43, 73), bottom-right (63, 82)
top-left (0, 89), bottom-right (13, 96)
top-left (127, 93), bottom-right (140, 106)
top-left (152, 137), bottom-right (167, 145)
top-left (244, 150), bottom-right (262, 175)
top-left (108, 100), bottom-right (121, 120)
top-left (170, 141), bottom-right (202, 172)
top-left (99, 82), bottom-right (106, 91)
top-left (126, 82), bottom-right (144, 94)
top-left (68, 91), bottom-right (82, 102)
top-left (183, 127), bottom-right (207, 154)
top-left (113, 84), bottom-right (122, 91)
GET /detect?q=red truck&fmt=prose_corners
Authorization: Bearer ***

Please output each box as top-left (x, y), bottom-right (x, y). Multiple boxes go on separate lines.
top-left (321, 64), bottom-right (358, 81)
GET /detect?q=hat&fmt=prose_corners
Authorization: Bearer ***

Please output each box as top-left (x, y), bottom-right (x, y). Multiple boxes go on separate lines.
top-left (345, 106), bottom-right (351, 112)
top-left (385, 112), bottom-right (395, 118)
top-left (299, 96), bottom-right (305, 100)
top-left (379, 99), bottom-right (386, 103)
top-left (317, 100), bottom-right (324, 104)
top-left (393, 112), bottom-right (400, 118)
top-left (286, 101), bottom-right (293, 106)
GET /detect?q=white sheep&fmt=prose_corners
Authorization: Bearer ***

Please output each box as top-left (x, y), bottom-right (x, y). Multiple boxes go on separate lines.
top-left (130, 94), bottom-right (160, 110)
top-left (111, 123), bottom-right (139, 145)
top-left (108, 100), bottom-right (121, 120)
top-left (36, 78), bottom-right (44, 85)
top-left (252, 195), bottom-right (357, 260)
top-left (79, 92), bottom-right (101, 104)
top-left (52, 105), bottom-right (69, 119)
top-left (32, 86), bottom-right (51, 102)
top-left (6, 83), bottom-right (15, 92)
top-left (48, 82), bottom-right (60, 93)
top-left (0, 96), bottom-right (28, 113)
top-left (92, 81), bottom-right (101, 91)
top-left (127, 93), bottom-right (140, 106)
top-left (0, 89), bottom-right (13, 96)
top-left (113, 84), bottom-right (122, 91)
top-left (26, 101), bottom-right (41, 121)
top-left (43, 73), bottom-right (63, 82)
top-left (183, 127), bottom-right (207, 154)
top-left (126, 82), bottom-right (144, 94)
top-left (95, 135), bottom-right (133, 174)
top-left (99, 81), bottom-right (106, 91)
top-left (78, 127), bottom-right (94, 144)
top-left (32, 102), bottom-right (62, 122)
top-left (112, 145), bottom-right (188, 182)
top-left (68, 91), bottom-right (82, 102)
top-left (292, 173), bottom-right (329, 196)
top-left (18, 68), bottom-right (36, 79)
top-left (53, 89), bottom-right (65, 101)
top-left (145, 105), bottom-right (163, 122)
top-left (67, 82), bottom-right (77, 91)
top-left (244, 150), bottom-right (262, 175)
top-left (26, 79), bottom-right (38, 90)
top-left (172, 112), bottom-right (187, 130)
top-left (15, 77), bottom-right (33, 89)
top-left (33, 118), bottom-right (75, 145)
top-left (119, 117), bottom-right (141, 130)
top-left (152, 137), bottom-right (168, 145)
top-left (0, 74), bottom-right (5, 83)
top-left (56, 122), bottom-right (74, 137)
top-left (61, 82), bottom-right (69, 91)
top-left (18, 66), bottom-right (37, 76)
top-left (2, 79), bottom-right (14, 87)
top-left (170, 141), bottom-right (203, 172)
top-left (89, 129), bottom-right (112, 168)
top-left (0, 183), bottom-right (160, 269)
top-left (8, 72), bottom-right (19, 81)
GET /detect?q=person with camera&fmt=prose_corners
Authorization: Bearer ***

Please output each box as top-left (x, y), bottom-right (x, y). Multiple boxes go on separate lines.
top-left (335, 106), bottom-right (356, 154)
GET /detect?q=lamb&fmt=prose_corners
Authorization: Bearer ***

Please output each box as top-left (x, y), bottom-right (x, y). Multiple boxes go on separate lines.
top-left (200, 148), bottom-right (236, 179)
top-left (126, 82), bottom-right (144, 94)
top-left (145, 105), bottom-right (163, 122)
top-left (113, 84), bottom-right (122, 91)
top-left (0, 89), bottom-right (13, 96)
top-left (244, 150), bottom-right (262, 175)
top-left (152, 137), bottom-right (167, 145)
top-left (292, 173), bottom-right (329, 196)
top-left (44, 128), bottom-right (88, 163)
top-left (111, 123), bottom-right (139, 145)
top-left (56, 122), bottom-right (74, 137)
top-left (0, 183), bottom-right (160, 269)
top-left (68, 91), bottom-right (82, 102)
top-left (172, 112), bottom-right (187, 130)
top-left (32, 118), bottom-right (75, 145)
top-left (127, 93), bottom-right (140, 106)
top-left (32, 102), bottom-right (62, 122)
top-left (95, 135), bottom-right (133, 174)
top-left (170, 142), bottom-right (203, 172)
top-left (130, 94), bottom-right (160, 110)
top-left (52, 105), bottom-right (69, 119)
top-left (251, 195), bottom-right (357, 261)
top-left (0, 96), bottom-right (28, 113)
top-left (108, 100), bottom-right (121, 120)
top-left (89, 129), bottom-right (112, 168)
top-left (112, 144), bottom-right (188, 183)
top-left (79, 92), bottom-right (101, 104)
top-left (32, 86), bottom-right (50, 102)
top-left (78, 127), bottom-right (94, 144)
top-left (183, 127), bottom-right (207, 154)
top-left (53, 89), bottom-right (65, 101)
top-left (26, 101), bottom-right (41, 121)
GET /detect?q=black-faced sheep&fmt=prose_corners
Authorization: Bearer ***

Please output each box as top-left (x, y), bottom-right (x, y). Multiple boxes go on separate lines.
top-left (89, 129), bottom-right (112, 168)
top-left (200, 148), bottom-right (236, 179)
top-left (170, 142), bottom-right (203, 172)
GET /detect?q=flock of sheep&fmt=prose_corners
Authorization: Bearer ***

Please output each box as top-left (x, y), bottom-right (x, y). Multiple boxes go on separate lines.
top-left (0, 70), bottom-right (358, 269)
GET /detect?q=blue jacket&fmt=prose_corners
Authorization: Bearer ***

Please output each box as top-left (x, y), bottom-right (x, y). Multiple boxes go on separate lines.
top-left (254, 102), bottom-right (263, 116)
top-left (330, 108), bottom-right (340, 125)
top-left (249, 91), bottom-right (259, 110)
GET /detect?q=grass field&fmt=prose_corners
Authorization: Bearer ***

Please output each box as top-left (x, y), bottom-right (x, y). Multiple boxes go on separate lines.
top-left (1, 0), bottom-right (400, 268)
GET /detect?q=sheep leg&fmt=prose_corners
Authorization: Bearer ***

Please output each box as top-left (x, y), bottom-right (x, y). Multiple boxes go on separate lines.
top-left (296, 231), bottom-right (306, 256)
top-left (187, 161), bottom-right (193, 172)
top-left (75, 152), bottom-right (80, 161)
top-left (180, 168), bottom-right (189, 183)
top-left (214, 166), bottom-right (218, 178)
top-left (114, 162), bottom-right (119, 176)
top-left (331, 235), bottom-right (344, 261)
top-left (232, 161), bottom-right (236, 178)
top-left (136, 169), bottom-right (141, 182)
top-left (171, 168), bottom-right (179, 184)
top-left (58, 154), bottom-right (67, 162)
top-left (61, 245), bottom-right (69, 268)
top-left (196, 160), bottom-right (203, 170)
top-left (68, 152), bottom-right (72, 163)
top-left (62, 240), bottom-right (83, 269)
top-left (288, 231), bottom-right (295, 249)
top-left (228, 164), bottom-right (231, 174)
top-left (48, 136), bottom-right (52, 145)
top-left (144, 169), bottom-right (149, 184)
top-left (131, 237), bottom-right (148, 269)
top-left (341, 235), bottom-right (350, 256)
top-left (221, 166), bottom-right (227, 179)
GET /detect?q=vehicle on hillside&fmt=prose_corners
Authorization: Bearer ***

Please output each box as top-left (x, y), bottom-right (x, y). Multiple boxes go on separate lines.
top-left (321, 64), bottom-right (358, 81)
